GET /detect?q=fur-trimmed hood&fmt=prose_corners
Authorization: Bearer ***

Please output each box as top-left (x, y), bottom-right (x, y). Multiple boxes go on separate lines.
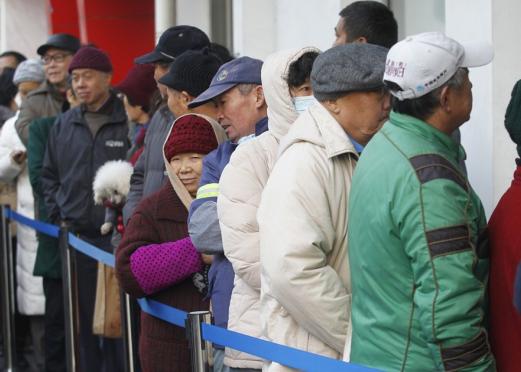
top-left (162, 113), bottom-right (227, 210)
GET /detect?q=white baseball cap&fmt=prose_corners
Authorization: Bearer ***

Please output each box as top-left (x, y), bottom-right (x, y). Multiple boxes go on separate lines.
top-left (383, 32), bottom-right (494, 100)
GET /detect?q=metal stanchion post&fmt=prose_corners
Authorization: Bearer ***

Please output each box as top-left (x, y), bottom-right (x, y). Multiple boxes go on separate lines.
top-left (186, 311), bottom-right (213, 372)
top-left (0, 205), bottom-right (17, 371)
top-left (59, 222), bottom-right (79, 372)
top-left (121, 292), bottom-right (135, 372)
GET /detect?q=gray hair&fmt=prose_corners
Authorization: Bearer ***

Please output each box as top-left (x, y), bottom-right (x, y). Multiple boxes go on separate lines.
top-left (387, 68), bottom-right (468, 121)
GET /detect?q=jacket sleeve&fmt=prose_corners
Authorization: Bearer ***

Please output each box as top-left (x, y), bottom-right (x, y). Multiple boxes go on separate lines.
top-left (218, 145), bottom-right (265, 291)
top-left (116, 206), bottom-right (176, 298)
top-left (27, 119), bottom-right (49, 196)
top-left (123, 149), bottom-right (144, 224)
top-left (396, 173), bottom-right (494, 371)
top-left (40, 120), bottom-right (61, 224)
top-left (15, 97), bottom-right (38, 146)
top-left (188, 152), bottom-right (223, 254)
top-left (258, 144), bottom-right (349, 353)
top-left (0, 117), bottom-right (24, 182)
top-left (127, 237), bottom-right (203, 296)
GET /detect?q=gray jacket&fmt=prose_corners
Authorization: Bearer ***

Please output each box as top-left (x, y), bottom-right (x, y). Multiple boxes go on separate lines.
top-left (123, 104), bottom-right (174, 223)
top-left (15, 80), bottom-right (66, 146)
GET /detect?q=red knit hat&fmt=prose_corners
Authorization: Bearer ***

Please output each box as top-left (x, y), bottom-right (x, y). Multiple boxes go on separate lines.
top-left (115, 64), bottom-right (156, 112)
top-left (164, 115), bottom-right (219, 161)
top-left (68, 46), bottom-right (113, 73)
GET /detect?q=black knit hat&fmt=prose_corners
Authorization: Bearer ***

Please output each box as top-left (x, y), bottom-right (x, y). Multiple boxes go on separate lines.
top-left (158, 48), bottom-right (222, 97)
top-left (505, 79), bottom-right (521, 158)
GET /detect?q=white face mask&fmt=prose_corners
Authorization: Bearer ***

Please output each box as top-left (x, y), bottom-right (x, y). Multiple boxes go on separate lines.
top-left (293, 95), bottom-right (317, 114)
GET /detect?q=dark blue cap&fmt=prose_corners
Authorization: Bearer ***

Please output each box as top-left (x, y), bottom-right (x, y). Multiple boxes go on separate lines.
top-left (188, 56), bottom-right (263, 108)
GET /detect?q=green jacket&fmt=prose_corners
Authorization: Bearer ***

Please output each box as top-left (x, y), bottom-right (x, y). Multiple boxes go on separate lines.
top-left (348, 111), bottom-right (494, 371)
top-left (27, 117), bottom-right (61, 279)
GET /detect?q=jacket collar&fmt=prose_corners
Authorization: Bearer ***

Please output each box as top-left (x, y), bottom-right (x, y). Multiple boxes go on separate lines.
top-left (28, 80), bottom-right (66, 103)
top-left (389, 111), bottom-right (466, 162)
top-left (307, 103), bottom-right (358, 159)
top-left (70, 91), bottom-right (127, 126)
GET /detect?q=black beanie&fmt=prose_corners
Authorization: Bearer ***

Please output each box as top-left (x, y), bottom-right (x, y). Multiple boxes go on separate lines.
top-left (158, 48), bottom-right (223, 97)
top-left (505, 79), bottom-right (521, 158)
top-left (0, 68), bottom-right (17, 107)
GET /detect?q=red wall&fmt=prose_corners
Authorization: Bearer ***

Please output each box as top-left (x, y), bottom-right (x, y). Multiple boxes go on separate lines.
top-left (48, 0), bottom-right (155, 83)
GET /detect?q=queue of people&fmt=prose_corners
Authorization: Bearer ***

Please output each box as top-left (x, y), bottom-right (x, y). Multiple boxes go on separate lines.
top-left (0, 1), bottom-right (520, 372)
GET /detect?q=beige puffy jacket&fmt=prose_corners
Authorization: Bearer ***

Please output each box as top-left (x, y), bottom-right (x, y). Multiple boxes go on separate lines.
top-left (257, 102), bottom-right (357, 371)
top-left (218, 48), bottom-right (320, 369)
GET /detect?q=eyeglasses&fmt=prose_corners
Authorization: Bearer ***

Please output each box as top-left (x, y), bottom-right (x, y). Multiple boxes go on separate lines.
top-left (42, 53), bottom-right (71, 65)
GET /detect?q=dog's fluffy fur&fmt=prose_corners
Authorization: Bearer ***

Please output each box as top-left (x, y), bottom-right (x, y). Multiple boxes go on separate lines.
top-left (93, 160), bottom-right (134, 206)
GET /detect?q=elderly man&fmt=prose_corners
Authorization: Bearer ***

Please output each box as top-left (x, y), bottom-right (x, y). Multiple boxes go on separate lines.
top-left (348, 32), bottom-right (495, 371)
top-left (41, 46), bottom-right (129, 372)
top-left (257, 43), bottom-right (389, 370)
top-left (187, 56), bottom-right (268, 372)
top-left (15, 33), bottom-right (80, 145)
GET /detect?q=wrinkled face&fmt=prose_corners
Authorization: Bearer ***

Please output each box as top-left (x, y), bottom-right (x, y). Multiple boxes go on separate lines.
top-left (289, 78), bottom-right (313, 97)
top-left (122, 94), bottom-right (145, 122)
top-left (166, 87), bottom-right (188, 118)
top-left (17, 81), bottom-right (41, 100)
top-left (71, 68), bottom-right (112, 107)
top-left (331, 88), bottom-right (391, 145)
top-left (333, 18), bottom-right (348, 46)
top-left (169, 152), bottom-right (205, 197)
top-left (154, 62), bottom-right (170, 97)
top-left (42, 48), bottom-right (73, 86)
top-left (448, 69), bottom-right (473, 127)
top-left (215, 85), bottom-right (260, 142)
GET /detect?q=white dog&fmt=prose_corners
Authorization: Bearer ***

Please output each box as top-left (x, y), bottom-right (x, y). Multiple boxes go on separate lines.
top-left (93, 160), bottom-right (133, 235)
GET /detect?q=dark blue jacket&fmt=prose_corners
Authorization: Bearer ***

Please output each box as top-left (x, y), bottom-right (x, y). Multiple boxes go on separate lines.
top-left (188, 117), bottom-right (268, 336)
top-left (41, 94), bottom-right (129, 239)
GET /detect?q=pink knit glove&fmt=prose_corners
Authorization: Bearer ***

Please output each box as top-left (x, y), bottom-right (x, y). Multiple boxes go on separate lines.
top-left (130, 237), bottom-right (203, 295)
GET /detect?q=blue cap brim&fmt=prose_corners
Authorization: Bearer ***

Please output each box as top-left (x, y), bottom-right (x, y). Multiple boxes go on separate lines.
top-left (187, 82), bottom-right (237, 108)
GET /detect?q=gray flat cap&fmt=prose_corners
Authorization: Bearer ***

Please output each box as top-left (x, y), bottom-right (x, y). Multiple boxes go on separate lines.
top-left (13, 59), bottom-right (45, 85)
top-left (311, 43), bottom-right (388, 101)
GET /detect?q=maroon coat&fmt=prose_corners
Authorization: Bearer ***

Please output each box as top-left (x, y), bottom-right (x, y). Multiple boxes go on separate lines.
top-left (489, 162), bottom-right (521, 372)
top-left (116, 182), bottom-right (209, 372)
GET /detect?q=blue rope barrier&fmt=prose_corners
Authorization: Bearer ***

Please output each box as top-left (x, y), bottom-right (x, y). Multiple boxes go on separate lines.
top-left (5, 209), bottom-right (59, 238)
top-left (137, 298), bottom-right (187, 328)
top-left (68, 233), bottom-right (115, 268)
top-left (201, 323), bottom-right (370, 372)
top-left (4, 207), bottom-right (378, 371)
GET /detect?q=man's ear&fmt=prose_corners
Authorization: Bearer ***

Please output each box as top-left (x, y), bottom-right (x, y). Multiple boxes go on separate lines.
top-left (439, 85), bottom-right (451, 112)
top-left (355, 36), bottom-right (368, 44)
top-left (254, 85), bottom-right (265, 109)
top-left (181, 91), bottom-right (194, 104)
top-left (322, 99), bottom-right (340, 115)
top-left (104, 72), bottom-right (113, 86)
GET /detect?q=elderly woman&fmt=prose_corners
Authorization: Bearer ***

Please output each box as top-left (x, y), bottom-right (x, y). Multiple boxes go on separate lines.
top-left (116, 113), bottom-right (226, 371)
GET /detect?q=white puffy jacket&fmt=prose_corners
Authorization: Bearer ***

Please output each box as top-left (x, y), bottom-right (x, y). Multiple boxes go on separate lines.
top-left (0, 113), bottom-right (45, 315)
top-left (257, 102), bottom-right (357, 371)
top-left (218, 47), bottom-right (320, 369)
